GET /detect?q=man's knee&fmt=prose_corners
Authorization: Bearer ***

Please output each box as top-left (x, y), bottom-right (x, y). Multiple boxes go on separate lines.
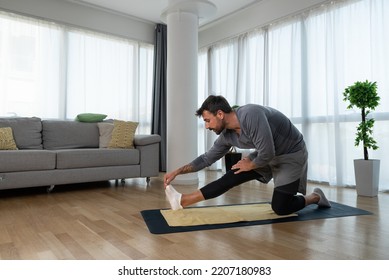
top-left (271, 200), bottom-right (290, 216)
top-left (271, 180), bottom-right (299, 215)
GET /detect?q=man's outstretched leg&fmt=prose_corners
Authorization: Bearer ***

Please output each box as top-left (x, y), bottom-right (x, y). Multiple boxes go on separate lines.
top-left (165, 170), bottom-right (261, 210)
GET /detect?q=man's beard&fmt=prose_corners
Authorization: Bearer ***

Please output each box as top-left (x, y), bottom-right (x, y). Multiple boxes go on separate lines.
top-left (213, 122), bottom-right (225, 135)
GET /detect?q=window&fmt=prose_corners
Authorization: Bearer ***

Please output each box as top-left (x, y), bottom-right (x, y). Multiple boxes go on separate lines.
top-left (0, 11), bottom-right (154, 133)
top-left (0, 13), bottom-right (61, 118)
top-left (199, 0), bottom-right (389, 190)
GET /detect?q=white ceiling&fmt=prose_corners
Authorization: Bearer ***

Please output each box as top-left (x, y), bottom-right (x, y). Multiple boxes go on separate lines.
top-left (68, 0), bottom-right (263, 26)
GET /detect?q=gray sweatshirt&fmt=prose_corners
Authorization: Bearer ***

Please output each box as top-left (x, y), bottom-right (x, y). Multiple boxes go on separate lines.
top-left (190, 104), bottom-right (305, 171)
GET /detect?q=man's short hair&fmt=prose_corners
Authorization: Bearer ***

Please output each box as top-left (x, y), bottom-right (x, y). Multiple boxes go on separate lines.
top-left (195, 95), bottom-right (232, 117)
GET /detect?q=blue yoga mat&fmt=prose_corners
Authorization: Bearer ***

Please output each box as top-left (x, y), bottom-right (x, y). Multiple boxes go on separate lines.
top-left (140, 201), bottom-right (372, 234)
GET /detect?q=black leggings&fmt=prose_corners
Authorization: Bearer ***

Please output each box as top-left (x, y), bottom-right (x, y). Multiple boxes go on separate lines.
top-left (200, 170), bottom-right (306, 215)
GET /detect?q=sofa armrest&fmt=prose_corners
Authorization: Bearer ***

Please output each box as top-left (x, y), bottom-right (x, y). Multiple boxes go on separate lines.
top-left (134, 134), bottom-right (161, 177)
top-left (134, 134), bottom-right (161, 146)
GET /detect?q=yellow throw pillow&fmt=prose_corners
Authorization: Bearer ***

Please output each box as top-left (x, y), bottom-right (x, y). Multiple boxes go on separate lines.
top-left (0, 127), bottom-right (18, 150)
top-left (108, 120), bottom-right (138, 149)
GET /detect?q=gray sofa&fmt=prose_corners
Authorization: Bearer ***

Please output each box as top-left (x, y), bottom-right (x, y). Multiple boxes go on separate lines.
top-left (0, 117), bottom-right (161, 192)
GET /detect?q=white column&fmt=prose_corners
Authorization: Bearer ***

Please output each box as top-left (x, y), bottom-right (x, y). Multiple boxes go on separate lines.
top-left (162, 0), bottom-right (216, 185)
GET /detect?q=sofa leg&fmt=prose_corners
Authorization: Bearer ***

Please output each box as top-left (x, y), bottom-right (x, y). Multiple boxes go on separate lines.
top-left (47, 185), bottom-right (55, 193)
top-left (146, 177), bottom-right (150, 185)
top-left (114, 179), bottom-right (125, 186)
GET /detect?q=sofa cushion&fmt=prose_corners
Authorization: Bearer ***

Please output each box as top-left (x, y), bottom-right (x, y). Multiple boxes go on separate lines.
top-left (0, 117), bottom-right (43, 149)
top-left (42, 120), bottom-right (100, 149)
top-left (55, 148), bottom-right (139, 169)
top-left (0, 127), bottom-right (18, 150)
top-left (0, 150), bottom-right (56, 172)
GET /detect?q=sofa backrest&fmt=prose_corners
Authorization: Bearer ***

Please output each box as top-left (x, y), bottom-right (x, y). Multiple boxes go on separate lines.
top-left (0, 117), bottom-right (43, 149)
top-left (42, 120), bottom-right (99, 149)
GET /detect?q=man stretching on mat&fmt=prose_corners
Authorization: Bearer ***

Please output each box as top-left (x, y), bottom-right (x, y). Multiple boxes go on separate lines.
top-left (164, 95), bottom-right (331, 215)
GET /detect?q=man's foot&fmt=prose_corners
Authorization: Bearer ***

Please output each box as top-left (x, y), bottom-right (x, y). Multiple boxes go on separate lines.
top-left (165, 185), bottom-right (183, 210)
top-left (313, 188), bottom-right (331, 208)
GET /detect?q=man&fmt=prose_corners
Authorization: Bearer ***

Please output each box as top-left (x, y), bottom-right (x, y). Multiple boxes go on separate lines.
top-left (164, 95), bottom-right (331, 215)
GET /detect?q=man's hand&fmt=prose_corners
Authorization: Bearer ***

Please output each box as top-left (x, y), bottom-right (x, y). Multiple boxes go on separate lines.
top-left (232, 157), bottom-right (256, 174)
top-left (163, 164), bottom-right (195, 188)
top-left (164, 171), bottom-right (178, 188)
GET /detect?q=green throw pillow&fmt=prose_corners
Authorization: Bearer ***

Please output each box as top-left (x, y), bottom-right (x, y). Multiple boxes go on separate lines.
top-left (76, 113), bottom-right (107, 123)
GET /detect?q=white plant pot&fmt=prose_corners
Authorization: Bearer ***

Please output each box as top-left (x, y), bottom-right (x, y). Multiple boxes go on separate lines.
top-left (354, 159), bottom-right (380, 197)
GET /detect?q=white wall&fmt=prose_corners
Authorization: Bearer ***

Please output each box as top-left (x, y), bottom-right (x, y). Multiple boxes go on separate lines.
top-left (199, 0), bottom-right (329, 48)
top-left (0, 0), bottom-right (155, 44)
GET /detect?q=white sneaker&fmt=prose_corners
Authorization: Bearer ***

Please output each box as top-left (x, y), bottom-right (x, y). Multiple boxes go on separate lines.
top-left (313, 188), bottom-right (331, 208)
top-left (165, 185), bottom-right (183, 210)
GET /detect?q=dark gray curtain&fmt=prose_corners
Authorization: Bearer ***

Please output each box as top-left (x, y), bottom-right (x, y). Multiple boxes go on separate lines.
top-left (151, 24), bottom-right (167, 172)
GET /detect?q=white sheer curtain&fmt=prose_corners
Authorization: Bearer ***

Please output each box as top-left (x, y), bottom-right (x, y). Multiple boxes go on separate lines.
top-left (206, 31), bottom-right (266, 107)
top-left (268, 21), bottom-right (303, 118)
top-left (199, 0), bottom-right (389, 191)
top-left (198, 30), bottom-right (266, 169)
top-left (0, 11), bottom-right (154, 133)
top-left (66, 30), bottom-right (154, 133)
top-left (302, 0), bottom-right (389, 188)
top-left (0, 12), bottom-right (62, 118)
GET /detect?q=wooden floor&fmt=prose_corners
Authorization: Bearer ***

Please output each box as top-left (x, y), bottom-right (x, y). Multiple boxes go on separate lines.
top-left (0, 170), bottom-right (388, 260)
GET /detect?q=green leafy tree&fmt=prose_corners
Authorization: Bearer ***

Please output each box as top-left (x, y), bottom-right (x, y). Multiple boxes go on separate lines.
top-left (343, 80), bottom-right (380, 160)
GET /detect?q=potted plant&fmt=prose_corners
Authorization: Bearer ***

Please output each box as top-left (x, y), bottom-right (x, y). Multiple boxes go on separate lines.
top-left (343, 80), bottom-right (380, 196)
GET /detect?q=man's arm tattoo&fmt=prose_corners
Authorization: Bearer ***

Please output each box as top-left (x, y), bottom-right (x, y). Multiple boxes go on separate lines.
top-left (178, 164), bottom-right (194, 174)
